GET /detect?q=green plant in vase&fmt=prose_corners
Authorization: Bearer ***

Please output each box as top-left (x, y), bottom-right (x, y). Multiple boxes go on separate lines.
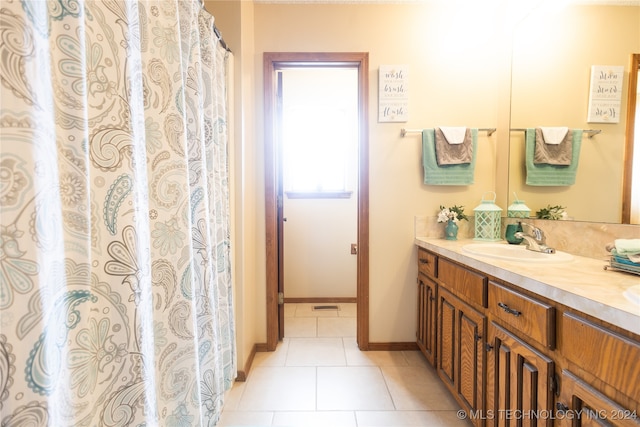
top-left (535, 205), bottom-right (567, 220)
top-left (437, 205), bottom-right (468, 240)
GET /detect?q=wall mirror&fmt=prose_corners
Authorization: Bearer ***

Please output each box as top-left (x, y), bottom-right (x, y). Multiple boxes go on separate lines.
top-left (508, 1), bottom-right (640, 224)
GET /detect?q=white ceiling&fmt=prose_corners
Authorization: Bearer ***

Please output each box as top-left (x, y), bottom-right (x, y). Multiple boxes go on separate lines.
top-left (253, 0), bottom-right (640, 5)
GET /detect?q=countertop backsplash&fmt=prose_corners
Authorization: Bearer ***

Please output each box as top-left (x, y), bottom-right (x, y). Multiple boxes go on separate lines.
top-left (415, 216), bottom-right (640, 260)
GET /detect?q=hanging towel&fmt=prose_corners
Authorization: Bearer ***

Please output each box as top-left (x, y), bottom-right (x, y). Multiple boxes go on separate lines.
top-left (540, 127), bottom-right (569, 144)
top-left (435, 127), bottom-right (473, 165)
top-left (534, 127), bottom-right (572, 165)
top-left (423, 128), bottom-right (478, 185)
top-left (525, 128), bottom-right (582, 186)
top-left (439, 127), bottom-right (467, 144)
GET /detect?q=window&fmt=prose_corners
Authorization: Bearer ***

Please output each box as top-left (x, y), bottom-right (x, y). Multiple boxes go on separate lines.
top-left (281, 67), bottom-right (358, 197)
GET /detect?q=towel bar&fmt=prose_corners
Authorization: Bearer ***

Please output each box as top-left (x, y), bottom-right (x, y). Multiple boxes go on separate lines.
top-left (401, 127), bottom-right (496, 137)
top-left (510, 128), bottom-right (602, 138)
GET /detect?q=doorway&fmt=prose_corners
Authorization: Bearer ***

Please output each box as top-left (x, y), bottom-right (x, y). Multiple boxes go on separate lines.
top-left (263, 52), bottom-right (369, 351)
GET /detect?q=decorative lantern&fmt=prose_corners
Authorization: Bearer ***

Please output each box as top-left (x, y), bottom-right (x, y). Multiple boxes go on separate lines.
top-left (474, 192), bottom-right (503, 241)
top-left (507, 199), bottom-right (531, 219)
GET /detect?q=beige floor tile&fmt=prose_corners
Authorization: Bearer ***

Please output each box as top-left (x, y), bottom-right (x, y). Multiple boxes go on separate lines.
top-left (286, 337), bottom-right (346, 366)
top-left (253, 339), bottom-right (290, 367)
top-left (272, 411), bottom-right (357, 427)
top-left (238, 366), bottom-right (316, 411)
top-left (284, 316), bottom-right (317, 337)
top-left (436, 410), bottom-right (474, 426)
top-left (381, 365), bottom-right (461, 411)
top-left (221, 380), bottom-right (246, 411)
top-left (402, 350), bottom-right (433, 368)
top-left (344, 339), bottom-right (409, 366)
top-left (317, 366), bottom-right (395, 410)
top-left (220, 334), bottom-right (468, 427)
top-left (356, 410), bottom-right (462, 426)
top-left (216, 410), bottom-right (273, 427)
top-left (317, 316), bottom-right (356, 337)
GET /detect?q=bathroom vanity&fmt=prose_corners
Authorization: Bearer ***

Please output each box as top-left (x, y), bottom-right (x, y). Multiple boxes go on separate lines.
top-left (415, 238), bottom-right (640, 427)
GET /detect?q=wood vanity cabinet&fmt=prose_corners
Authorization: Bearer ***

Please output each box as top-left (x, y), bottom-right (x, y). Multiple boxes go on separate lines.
top-left (437, 286), bottom-right (486, 426)
top-left (417, 276), bottom-right (437, 366)
top-left (417, 248), bottom-right (438, 366)
top-left (416, 249), bottom-right (488, 426)
top-left (555, 370), bottom-right (639, 427)
top-left (416, 247), bottom-right (640, 427)
top-left (486, 322), bottom-right (555, 427)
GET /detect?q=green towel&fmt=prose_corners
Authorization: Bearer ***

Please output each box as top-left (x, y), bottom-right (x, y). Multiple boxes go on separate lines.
top-left (615, 239), bottom-right (640, 256)
top-left (422, 128), bottom-right (478, 185)
top-left (525, 128), bottom-right (582, 186)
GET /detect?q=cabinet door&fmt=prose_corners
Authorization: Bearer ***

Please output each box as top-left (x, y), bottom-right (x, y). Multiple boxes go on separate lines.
top-left (556, 370), bottom-right (639, 427)
top-left (438, 287), bottom-right (486, 426)
top-left (417, 275), bottom-right (437, 366)
top-left (488, 322), bottom-right (555, 427)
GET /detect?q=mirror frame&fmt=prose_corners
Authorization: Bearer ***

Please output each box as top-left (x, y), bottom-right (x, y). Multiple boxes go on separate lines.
top-left (622, 53), bottom-right (639, 224)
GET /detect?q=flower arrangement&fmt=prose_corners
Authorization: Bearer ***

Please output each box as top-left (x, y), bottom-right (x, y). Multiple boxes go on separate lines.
top-left (437, 205), bottom-right (468, 223)
top-left (535, 204), bottom-right (567, 220)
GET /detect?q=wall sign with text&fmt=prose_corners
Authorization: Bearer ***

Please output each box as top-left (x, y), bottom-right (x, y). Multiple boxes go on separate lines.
top-left (379, 65), bottom-right (408, 122)
top-left (587, 65), bottom-right (624, 123)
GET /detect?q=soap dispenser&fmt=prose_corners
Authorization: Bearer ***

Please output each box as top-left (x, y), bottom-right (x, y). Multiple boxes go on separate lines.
top-left (505, 221), bottom-right (524, 245)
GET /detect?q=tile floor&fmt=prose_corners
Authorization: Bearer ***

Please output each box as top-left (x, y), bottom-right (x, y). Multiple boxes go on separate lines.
top-left (218, 303), bottom-right (472, 427)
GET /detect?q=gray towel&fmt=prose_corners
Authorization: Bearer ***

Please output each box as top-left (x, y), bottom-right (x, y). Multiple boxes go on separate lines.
top-left (534, 128), bottom-right (573, 165)
top-left (434, 127), bottom-right (473, 165)
top-left (423, 129), bottom-right (478, 185)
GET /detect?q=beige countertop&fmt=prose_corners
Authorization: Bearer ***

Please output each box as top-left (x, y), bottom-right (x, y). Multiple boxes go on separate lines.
top-left (414, 237), bottom-right (640, 336)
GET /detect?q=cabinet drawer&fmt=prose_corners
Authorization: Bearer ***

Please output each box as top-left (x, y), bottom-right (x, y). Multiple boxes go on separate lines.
top-left (418, 248), bottom-right (437, 278)
top-left (558, 370), bottom-right (639, 427)
top-left (562, 313), bottom-right (640, 402)
top-left (488, 281), bottom-right (555, 348)
top-left (438, 258), bottom-right (487, 307)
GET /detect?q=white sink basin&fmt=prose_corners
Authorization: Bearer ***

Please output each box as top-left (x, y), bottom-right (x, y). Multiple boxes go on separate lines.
top-left (462, 243), bottom-right (574, 263)
top-left (623, 285), bottom-right (640, 305)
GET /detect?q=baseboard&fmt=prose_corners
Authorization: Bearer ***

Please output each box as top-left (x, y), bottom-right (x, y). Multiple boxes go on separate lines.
top-left (236, 342), bottom-right (268, 382)
top-left (284, 297), bottom-right (357, 303)
top-left (366, 342), bottom-right (419, 351)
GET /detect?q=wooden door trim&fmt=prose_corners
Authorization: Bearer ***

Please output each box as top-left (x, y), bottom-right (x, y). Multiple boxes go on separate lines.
top-left (263, 52), bottom-right (370, 351)
top-left (622, 53), bottom-right (639, 224)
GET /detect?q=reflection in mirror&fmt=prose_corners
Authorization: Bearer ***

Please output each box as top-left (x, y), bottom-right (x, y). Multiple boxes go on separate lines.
top-left (623, 55), bottom-right (640, 224)
top-left (509, 2), bottom-right (639, 223)
top-left (632, 66), bottom-right (640, 223)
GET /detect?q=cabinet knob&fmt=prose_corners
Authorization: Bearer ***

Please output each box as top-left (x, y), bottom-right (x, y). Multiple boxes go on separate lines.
top-left (556, 402), bottom-right (569, 414)
top-left (419, 259), bottom-right (428, 264)
top-left (498, 302), bottom-right (522, 317)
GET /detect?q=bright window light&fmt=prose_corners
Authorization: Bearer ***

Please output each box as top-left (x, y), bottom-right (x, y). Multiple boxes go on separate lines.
top-left (281, 68), bottom-right (358, 193)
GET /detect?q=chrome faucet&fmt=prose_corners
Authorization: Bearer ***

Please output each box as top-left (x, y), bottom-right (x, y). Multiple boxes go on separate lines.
top-left (514, 223), bottom-right (556, 254)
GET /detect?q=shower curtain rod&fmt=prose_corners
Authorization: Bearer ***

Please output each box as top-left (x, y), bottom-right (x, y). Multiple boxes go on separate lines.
top-left (198, 0), bottom-right (232, 52)
top-left (214, 25), bottom-right (231, 53)
top-left (400, 128), bottom-right (496, 137)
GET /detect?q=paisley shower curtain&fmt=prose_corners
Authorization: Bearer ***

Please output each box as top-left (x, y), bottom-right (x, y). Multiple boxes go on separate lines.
top-left (0, 1), bottom-right (235, 425)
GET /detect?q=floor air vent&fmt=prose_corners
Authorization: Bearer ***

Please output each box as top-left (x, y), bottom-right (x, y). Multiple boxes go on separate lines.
top-left (313, 305), bottom-right (339, 311)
